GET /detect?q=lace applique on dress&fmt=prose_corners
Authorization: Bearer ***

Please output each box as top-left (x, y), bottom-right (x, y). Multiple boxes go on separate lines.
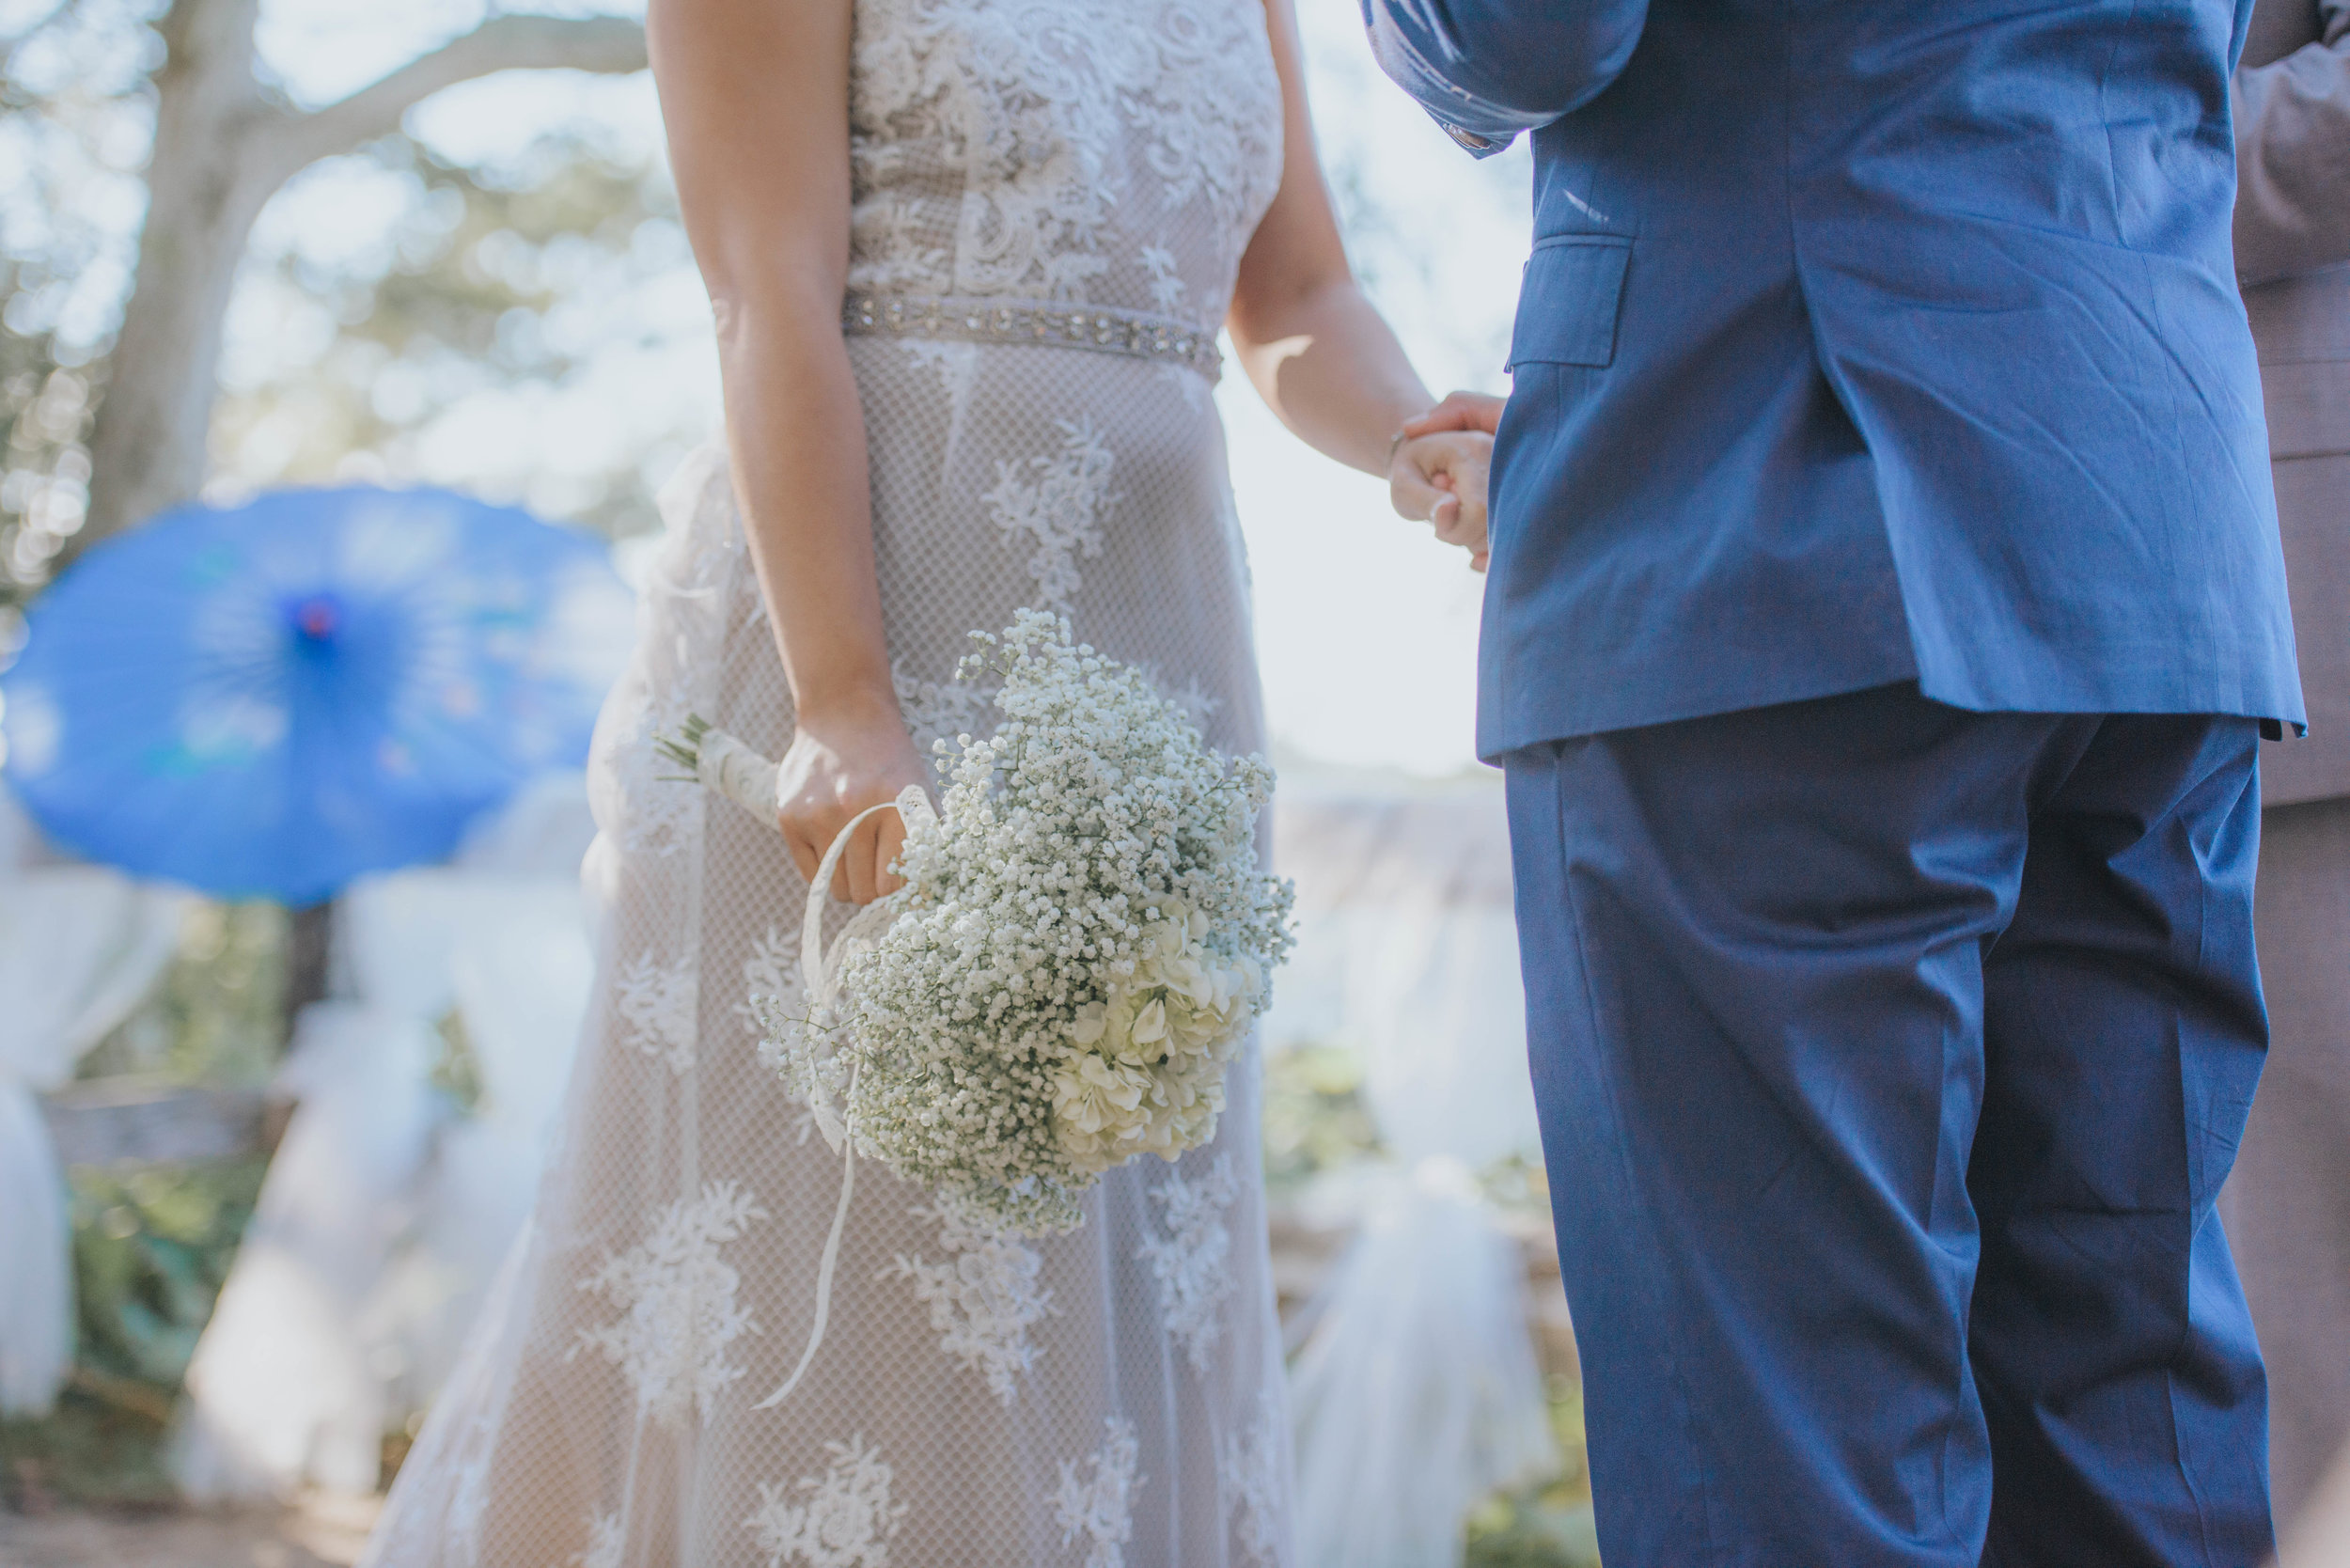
top-left (1139, 669), bottom-right (1223, 737)
top-left (1218, 1389), bottom-right (1287, 1567)
top-left (598, 667), bottom-right (702, 861)
top-left (984, 419), bottom-right (1119, 617)
top-left (1140, 245), bottom-right (1186, 315)
top-left (572, 1182), bottom-right (766, 1428)
top-left (892, 659), bottom-right (995, 753)
top-left (441, 1401), bottom-right (501, 1568)
top-left (744, 934), bottom-right (818, 1149)
top-left (885, 1197), bottom-right (1058, 1403)
top-left (844, 0), bottom-right (1281, 317)
top-left (1154, 358), bottom-right (1213, 414)
top-left (742, 926), bottom-right (802, 1033)
top-left (895, 337), bottom-right (979, 397)
top-left (1055, 1417), bottom-right (1143, 1568)
top-left (1120, 6), bottom-right (1285, 235)
top-left (614, 950), bottom-right (698, 1074)
top-left (1137, 1153), bottom-right (1239, 1373)
top-left (745, 1436), bottom-right (910, 1568)
top-left (848, 0), bottom-right (1122, 302)
top-left (572, 1513), bottom-right (625, 1568)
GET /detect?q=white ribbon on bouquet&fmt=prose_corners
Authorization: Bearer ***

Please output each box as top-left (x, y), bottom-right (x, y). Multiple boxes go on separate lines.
top-left (687, 728), bottom-right (935, 1407)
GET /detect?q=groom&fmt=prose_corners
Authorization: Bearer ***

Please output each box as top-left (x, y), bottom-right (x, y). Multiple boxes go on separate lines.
top-left (1369, 2), bottom-right (2305, 1563)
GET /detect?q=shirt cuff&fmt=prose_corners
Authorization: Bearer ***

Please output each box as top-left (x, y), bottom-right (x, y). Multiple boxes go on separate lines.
top-left (1361, 0), bottom-right (1552, 154)
top-left (1438, 119), bottom-right (1507, 155)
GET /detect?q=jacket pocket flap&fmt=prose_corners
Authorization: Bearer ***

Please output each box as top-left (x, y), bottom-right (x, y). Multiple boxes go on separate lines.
top-left (1508, 234), bottom-right (1632, 370)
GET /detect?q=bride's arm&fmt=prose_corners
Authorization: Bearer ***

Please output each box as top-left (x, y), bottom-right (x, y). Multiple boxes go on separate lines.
top-left (649, 0), bottom-right (926, 903)
top-left (1229, 0), bottom-right (1490, 565)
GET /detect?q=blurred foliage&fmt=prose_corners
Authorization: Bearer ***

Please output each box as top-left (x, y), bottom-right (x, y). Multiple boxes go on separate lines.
top-left (0, 0), bottom-right (168, 613)
top-left (1260, 1041), bottom-right (1384, 1194)
top-left (69, 1158), bottom-right (266, 1393)
top-left (8, 899), bottom-right (285, 1506)
top-left (0, 1388), bottom-right (171, 1510)
top-left (1480, 1149), bottom-right (1554, 1218)
top-left (0, 1156), bottom-right (267, 1509)
top-left (430, 1004), bottom-right (484, 1115)
top-left (78, 899), bottom-right (287, 1086)
top-left (214, 130), bottom-right (697, 540)
top-left (0, 0), bottom-right (682, 622)
top-left (1465, 1382), bottom-right (1602, 1568)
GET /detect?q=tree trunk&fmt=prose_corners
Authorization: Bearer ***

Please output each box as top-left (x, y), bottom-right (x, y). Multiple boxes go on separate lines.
top-left (281, 897), bottom-right (334, 1044)
top-left (80, 0), bottom-right (276, 549)
top-left (70, 0), bottom-right (650, 558)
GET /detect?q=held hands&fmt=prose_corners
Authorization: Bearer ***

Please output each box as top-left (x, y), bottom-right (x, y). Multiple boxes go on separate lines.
top-left (775, 702), bottom-right (931, 903)
top-left (1387, 390), bottom-right (1507, 572)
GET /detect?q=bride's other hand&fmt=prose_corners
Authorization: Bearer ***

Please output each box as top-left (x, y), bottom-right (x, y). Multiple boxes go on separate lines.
top-left (1402, 388), bottom-right (1505, 439)
top-left (1390, 429), bottom-right (1493, 571)
top-left (775, 706), bottom-right (930, 903)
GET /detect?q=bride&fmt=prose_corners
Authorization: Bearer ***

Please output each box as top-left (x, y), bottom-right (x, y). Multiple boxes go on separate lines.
top-left (361, 0), bottom-right (1485, 1561)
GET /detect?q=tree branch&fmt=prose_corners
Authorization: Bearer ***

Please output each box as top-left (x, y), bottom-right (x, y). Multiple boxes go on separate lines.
top-left (266, 14), bottom-right (646, 171)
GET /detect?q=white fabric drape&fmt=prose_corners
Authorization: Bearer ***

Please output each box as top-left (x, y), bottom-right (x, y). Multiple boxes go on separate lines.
top-left (0, 790), bottom-right (189, 1415)
top-left (174, 776), bottom-right (596, 1500)
top-left (1267, 786), bottom-right (1559, 1568)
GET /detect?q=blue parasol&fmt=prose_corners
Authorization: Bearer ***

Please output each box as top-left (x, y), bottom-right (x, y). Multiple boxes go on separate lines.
top-left (0, 486), bottom-right (633, 903)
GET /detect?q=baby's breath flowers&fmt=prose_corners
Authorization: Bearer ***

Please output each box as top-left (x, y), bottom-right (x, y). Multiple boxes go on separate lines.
top-left (708, 611), bottom-right (1292, 1237)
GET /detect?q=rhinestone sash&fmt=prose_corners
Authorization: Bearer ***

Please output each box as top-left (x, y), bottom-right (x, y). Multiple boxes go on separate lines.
top-left (842, 293), bottom-right (1224, 381)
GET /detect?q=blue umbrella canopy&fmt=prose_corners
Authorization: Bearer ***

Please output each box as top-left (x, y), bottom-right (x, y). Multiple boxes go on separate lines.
top-left (1, 486), bottom-right (633, 903)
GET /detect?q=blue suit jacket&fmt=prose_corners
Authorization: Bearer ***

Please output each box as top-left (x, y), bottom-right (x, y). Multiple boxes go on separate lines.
top-left (1364, 0), bottom-right (2307, 757)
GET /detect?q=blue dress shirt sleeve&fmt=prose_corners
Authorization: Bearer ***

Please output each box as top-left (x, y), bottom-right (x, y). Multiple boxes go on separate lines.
top-left (1358, 0), bottom-right (1652, 154)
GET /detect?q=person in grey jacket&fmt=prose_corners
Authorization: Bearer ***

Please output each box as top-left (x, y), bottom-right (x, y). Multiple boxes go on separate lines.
top-left (2218, 0), bottom-right (2350, 1546)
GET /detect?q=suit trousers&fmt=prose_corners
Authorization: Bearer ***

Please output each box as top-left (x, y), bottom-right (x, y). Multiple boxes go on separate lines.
top-left (1503, 684), bottom-right (2274, 1567)
top-left (2218, 795), bottom-right (2350, 1544)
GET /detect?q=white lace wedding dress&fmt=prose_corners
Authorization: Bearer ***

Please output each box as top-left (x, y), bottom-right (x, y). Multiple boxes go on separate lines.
top-left (359, 0), bottom-right (1292, 1564)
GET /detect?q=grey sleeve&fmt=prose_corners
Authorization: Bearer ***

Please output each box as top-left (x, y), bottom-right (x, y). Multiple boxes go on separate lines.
top-left (2234, 0), bottom-right (2350, 286)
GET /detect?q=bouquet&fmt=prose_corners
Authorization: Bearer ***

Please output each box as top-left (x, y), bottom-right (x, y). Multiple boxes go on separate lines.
top-left (664, 612), bottom-right (1292, 1397)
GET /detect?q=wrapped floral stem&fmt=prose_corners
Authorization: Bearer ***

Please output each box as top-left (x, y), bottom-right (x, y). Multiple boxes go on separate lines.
top-left (654, 714), bottom-right (784, 823)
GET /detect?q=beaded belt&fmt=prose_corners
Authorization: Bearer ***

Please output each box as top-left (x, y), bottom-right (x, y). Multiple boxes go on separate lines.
top-left (841, 292), bottom-right (1223, 381)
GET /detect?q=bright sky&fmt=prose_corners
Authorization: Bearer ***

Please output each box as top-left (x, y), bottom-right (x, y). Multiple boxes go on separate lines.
top-left (241, 0), bottom-right (1534, 776)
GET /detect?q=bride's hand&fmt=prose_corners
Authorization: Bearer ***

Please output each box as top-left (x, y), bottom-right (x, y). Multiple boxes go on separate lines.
top-left (775, 704), bottom-right (931, 903)
top-left (1393, 389), bottom-right (1507, 572)
top-left (1389, 426), bottom-right (1495, 572)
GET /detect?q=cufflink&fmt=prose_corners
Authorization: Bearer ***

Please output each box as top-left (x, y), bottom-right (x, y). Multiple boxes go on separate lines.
top-left (1442, 123), bottom-right (1498, 153)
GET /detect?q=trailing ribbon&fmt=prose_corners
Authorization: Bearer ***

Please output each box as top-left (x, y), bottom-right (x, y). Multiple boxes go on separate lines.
top-left (666, 718), bottom-right (938, 1405)
top-left (754, 782), bottom-right (935, 1409)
